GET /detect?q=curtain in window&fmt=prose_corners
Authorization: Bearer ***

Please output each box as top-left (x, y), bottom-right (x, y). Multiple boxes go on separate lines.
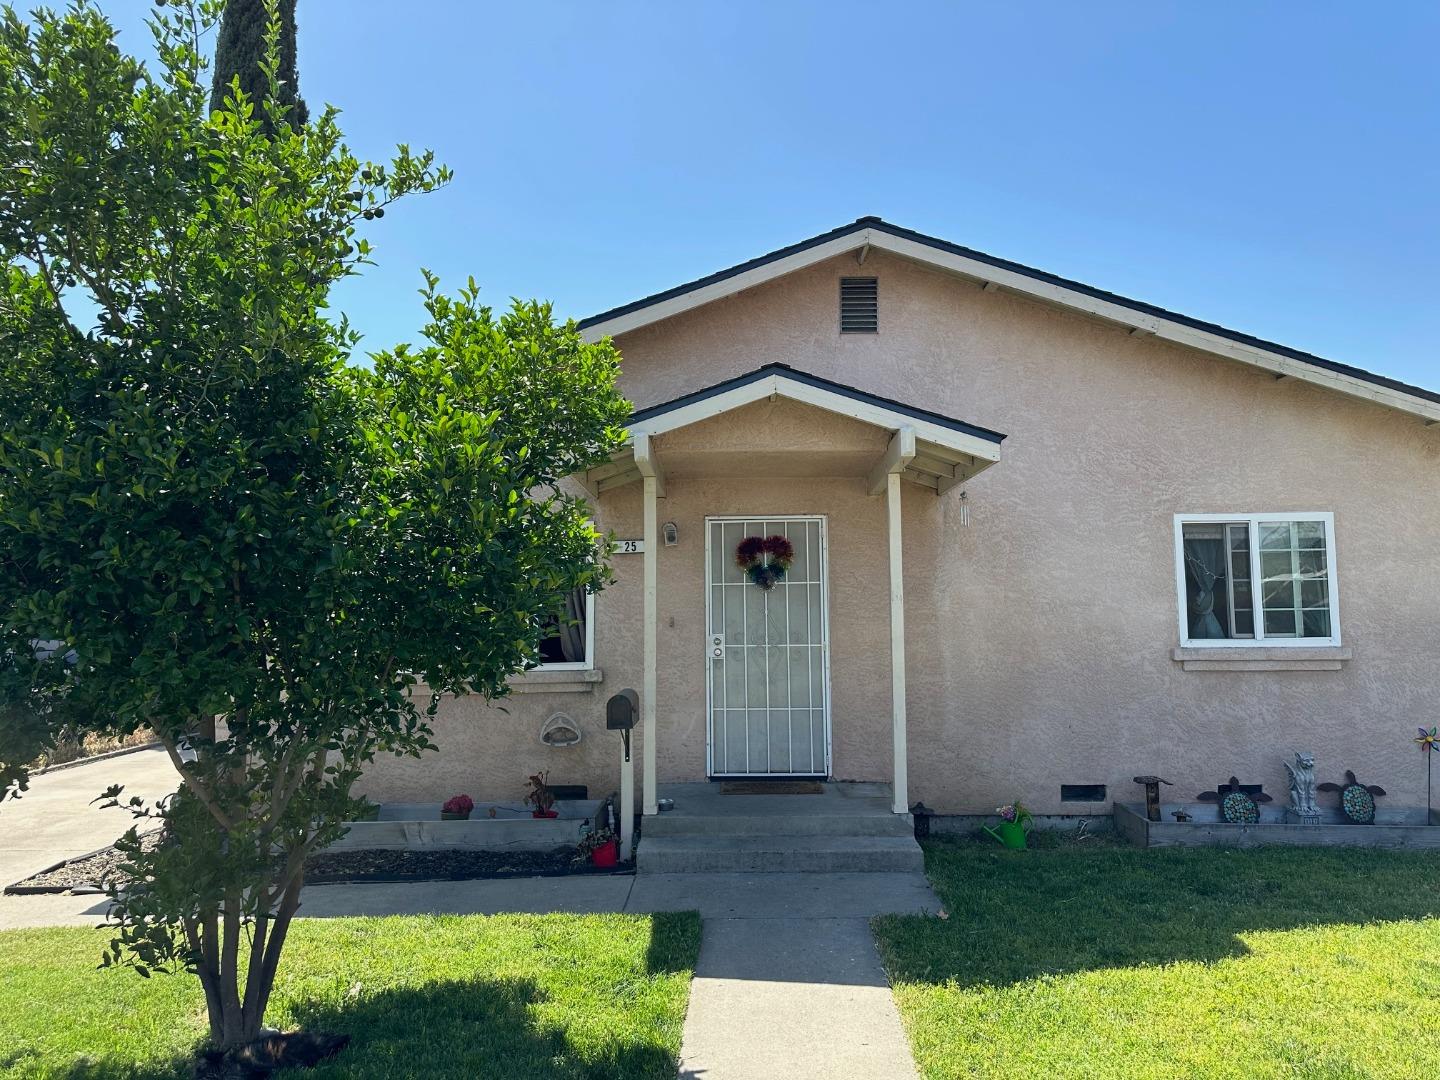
top-left (557, 588), bottom-right (587, 663)
top-left (1183, 536), bottom-right (1228, 639)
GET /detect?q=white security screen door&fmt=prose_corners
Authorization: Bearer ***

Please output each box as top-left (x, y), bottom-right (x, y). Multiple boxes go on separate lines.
top-left (706, 516), bottom-right (831, 776)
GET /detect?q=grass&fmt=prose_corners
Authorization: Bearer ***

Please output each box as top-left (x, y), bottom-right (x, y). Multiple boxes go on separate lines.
top-left (874, 833), bottom-right (1440, 1080)
top-left (0, 911), bottom-right (701, 1079)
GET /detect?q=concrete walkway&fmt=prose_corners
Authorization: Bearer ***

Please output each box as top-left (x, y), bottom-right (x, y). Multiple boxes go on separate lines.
top-left (680, 917), bottom-right (920, 1080)
top-left (0, 745), bottom-right (176, 889)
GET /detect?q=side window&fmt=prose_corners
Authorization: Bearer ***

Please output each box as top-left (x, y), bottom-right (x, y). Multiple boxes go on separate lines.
top-left (1176, 514), bottom-right (1339, 647)
top-left (536, 588), bottom-right (594, 669)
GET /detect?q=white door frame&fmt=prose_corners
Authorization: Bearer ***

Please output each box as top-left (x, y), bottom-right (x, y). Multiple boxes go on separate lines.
top-left (704, 514), bottom-right (833, 778)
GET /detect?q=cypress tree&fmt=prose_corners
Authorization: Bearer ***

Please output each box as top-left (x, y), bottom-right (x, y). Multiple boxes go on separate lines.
top-left (209, 0), bottom-right (309, 131)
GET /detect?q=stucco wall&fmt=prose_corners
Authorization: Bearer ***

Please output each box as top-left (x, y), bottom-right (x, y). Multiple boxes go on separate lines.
top-left (359, 246), bottom-right (1440, 815)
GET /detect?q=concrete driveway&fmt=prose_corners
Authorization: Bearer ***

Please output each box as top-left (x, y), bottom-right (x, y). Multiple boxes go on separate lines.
top-left (0, 745), bottom-right (178, 889)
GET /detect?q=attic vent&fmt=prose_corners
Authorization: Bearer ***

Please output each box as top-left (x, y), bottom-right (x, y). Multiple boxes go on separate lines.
top-left (840, 277), bottom-right (878, 334)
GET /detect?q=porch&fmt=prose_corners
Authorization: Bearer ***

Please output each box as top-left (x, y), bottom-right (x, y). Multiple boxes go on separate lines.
top-left (577, 364), bottom-right (1006, 859)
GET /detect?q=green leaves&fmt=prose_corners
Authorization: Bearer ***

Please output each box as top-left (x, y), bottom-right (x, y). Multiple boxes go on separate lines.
top-left (0, 0), bottom-right (625, 1051)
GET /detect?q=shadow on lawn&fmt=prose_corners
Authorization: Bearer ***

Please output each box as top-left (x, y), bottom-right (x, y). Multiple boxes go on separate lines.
top-left (32, 1053), bottom-right (189, 1080)
top-left (873, 836), bottom-right (1440, 990)
top-left (282, 976), bottom-right (678, 1080)
top-left (33, 980), bottom-right (678, 1080)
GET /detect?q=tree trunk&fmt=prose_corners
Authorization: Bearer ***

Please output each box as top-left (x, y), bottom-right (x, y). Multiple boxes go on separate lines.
top-left (192, 864), bottom-right (306, 1053)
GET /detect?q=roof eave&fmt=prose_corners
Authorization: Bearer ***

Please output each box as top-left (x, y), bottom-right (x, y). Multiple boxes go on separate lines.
top-left (577, 218), bottom-right (1440, 426)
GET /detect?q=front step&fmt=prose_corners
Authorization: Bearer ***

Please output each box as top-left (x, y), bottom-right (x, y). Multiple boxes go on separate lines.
top-left (644, 811), bottom-right (915, 838)
top-left (637, 834), bottom-right (924, 874)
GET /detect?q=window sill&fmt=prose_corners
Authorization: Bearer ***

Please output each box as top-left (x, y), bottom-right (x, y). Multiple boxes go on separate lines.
top-left (507, 668), bottom-right (604, 694)
top-left (1172, 646), bottom-right (1352, 672)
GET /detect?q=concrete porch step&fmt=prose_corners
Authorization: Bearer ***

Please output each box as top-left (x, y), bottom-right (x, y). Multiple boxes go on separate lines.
top-left (637, 834), bottom-right (924, 874)
top-left (644, 811), bottom-right (915, 838)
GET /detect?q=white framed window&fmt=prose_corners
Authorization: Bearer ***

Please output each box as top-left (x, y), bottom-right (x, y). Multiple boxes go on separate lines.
top-left (1173, 513), bottom-right (1340, 648)
top-left (534, 588), bottom-right (595, 670)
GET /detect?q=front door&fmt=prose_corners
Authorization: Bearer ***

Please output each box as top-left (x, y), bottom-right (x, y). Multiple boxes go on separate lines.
top-left (706, 516), bottom-right (831, 777)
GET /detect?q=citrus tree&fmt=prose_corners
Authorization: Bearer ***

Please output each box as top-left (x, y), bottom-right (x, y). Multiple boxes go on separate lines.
top-left (0, 0), bottom-right (627, 1058)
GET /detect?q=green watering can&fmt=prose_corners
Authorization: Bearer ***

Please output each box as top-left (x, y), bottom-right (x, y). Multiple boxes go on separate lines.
top-left (983, 812), bottom-right (1032, 850)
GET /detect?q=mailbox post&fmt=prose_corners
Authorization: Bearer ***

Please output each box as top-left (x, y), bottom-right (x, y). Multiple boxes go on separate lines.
top-left (607, 690), bottom-right (639, 859)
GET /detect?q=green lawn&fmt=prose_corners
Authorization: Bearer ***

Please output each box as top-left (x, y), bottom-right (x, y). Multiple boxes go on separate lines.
top-left (874, 834), bottom-right (1440, 1080)
top-left (0, 911), bottom-right (701, 1080)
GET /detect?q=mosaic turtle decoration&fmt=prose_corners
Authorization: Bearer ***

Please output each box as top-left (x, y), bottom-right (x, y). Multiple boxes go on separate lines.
top-left (1317, 770), bottom-right (1387, 824)
top-left (1197, 777), bottom-right (1273, 824)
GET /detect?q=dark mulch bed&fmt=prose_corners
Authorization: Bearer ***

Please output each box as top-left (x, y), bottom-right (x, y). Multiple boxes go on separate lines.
top-left (5, 831), bottom-right (162, 895)
top-left (7, 841), bottom-right (630, 894)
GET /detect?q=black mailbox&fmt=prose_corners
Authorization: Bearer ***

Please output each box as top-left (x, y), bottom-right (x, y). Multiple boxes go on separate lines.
top-left (606, 689), bottom-right (639, 761)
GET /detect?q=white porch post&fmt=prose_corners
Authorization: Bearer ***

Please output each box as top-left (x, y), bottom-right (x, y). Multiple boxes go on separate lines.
top-left (619, 729), bottom-right (635, 859)
top-left (871, 427), bottom-right (915, 816)
top-left (641, 474), bottom-right (659, 814)
top-left (887, 470), bottom-right (909, 815)
top-left (633, 433), bottom-right (663, 817)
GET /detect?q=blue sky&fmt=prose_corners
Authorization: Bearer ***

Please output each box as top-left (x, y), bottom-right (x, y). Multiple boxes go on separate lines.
top-left (105, 2), bottom-right (1437, 387)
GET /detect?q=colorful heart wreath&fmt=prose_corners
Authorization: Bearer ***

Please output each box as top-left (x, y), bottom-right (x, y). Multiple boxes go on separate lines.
top-left (735, 535), bottom-right (794, 590)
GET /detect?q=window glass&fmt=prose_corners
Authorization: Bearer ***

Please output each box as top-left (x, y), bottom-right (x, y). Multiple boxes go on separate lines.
top-left (1179, 516), bottom-right (1336, 646)
top-left (1182, 523), bottom-right (1255, 640)
top-left (536, 588), bottom-right (590, 667)
top-left (1258, 521), bottom-right (1331, 639)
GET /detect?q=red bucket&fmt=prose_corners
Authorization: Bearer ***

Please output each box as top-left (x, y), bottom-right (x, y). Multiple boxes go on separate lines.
top-left (591, 840), bottom-right (619, 867)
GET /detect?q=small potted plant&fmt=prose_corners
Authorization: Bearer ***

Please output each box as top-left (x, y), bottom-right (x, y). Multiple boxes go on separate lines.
top-left (982, 802), bottom-right (1033, 850)
top-left (525, 771), bottom-right (558, 818)
top-left (441, 794), bottom-right (474, 821)
top-left (576, 827), bottom-right (620, 867)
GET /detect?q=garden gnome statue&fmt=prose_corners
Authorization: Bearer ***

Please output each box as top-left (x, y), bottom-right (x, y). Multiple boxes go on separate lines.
top-left (1285, 751), bottom-right (1320, 824)
top-left (1133, 776), bottom-right (1172, 822)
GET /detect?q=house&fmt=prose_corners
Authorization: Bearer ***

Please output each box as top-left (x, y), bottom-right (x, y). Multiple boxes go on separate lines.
top-left (357, 216), bottom-right (1440, 847)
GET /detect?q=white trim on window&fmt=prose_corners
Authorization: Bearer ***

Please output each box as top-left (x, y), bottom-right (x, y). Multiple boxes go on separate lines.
top-left (1173, 512), bottom-right (1341, 649)
top-left (535, 589), bottom-right (596, 671)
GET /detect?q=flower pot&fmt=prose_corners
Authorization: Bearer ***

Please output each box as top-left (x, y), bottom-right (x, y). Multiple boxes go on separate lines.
top-left (441, 810), bottom-right (470, 821)
top-left (982, 820), bottom-right (1031, 850)
top-left (590, 840), bottom-right (619, 867)
top-left (532, 809), bottom-right (559, 819)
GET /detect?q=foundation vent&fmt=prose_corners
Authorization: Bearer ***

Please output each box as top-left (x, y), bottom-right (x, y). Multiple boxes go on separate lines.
top-left (1061, 784), bottom-right (1107, 803)
top-left (840, 277), bottom-right (878, 333)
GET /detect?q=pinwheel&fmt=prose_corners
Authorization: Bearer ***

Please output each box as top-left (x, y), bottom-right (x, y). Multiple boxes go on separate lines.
top-left (1417, 727), bottom-right (1439, 818)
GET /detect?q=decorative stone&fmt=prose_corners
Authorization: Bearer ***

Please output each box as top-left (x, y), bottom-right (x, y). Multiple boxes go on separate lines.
top-left (1197, 776), bottom-right (1273, 824)
top-left (540, 713), bottom-right (582, 747)
top-left (1284, 750), bottom-right (1321, 824)
top-left (1318, 770), bottom-right (1387, 824)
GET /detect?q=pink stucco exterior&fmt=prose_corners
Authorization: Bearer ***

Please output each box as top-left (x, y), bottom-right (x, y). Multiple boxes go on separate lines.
top-left (357, 245), bottom-right (1440, 817)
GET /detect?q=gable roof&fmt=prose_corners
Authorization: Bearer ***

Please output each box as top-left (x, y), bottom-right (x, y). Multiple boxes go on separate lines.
top-left (629, 362), bottom-right (1005, 447)
top-left (582, 362), bottom-right (1004, 497)
top-left (578, 216), bottom-right (1440, 425)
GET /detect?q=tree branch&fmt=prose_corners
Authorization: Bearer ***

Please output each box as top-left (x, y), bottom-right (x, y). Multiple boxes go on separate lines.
top-left (159, 733), bottom-right (238, 831)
